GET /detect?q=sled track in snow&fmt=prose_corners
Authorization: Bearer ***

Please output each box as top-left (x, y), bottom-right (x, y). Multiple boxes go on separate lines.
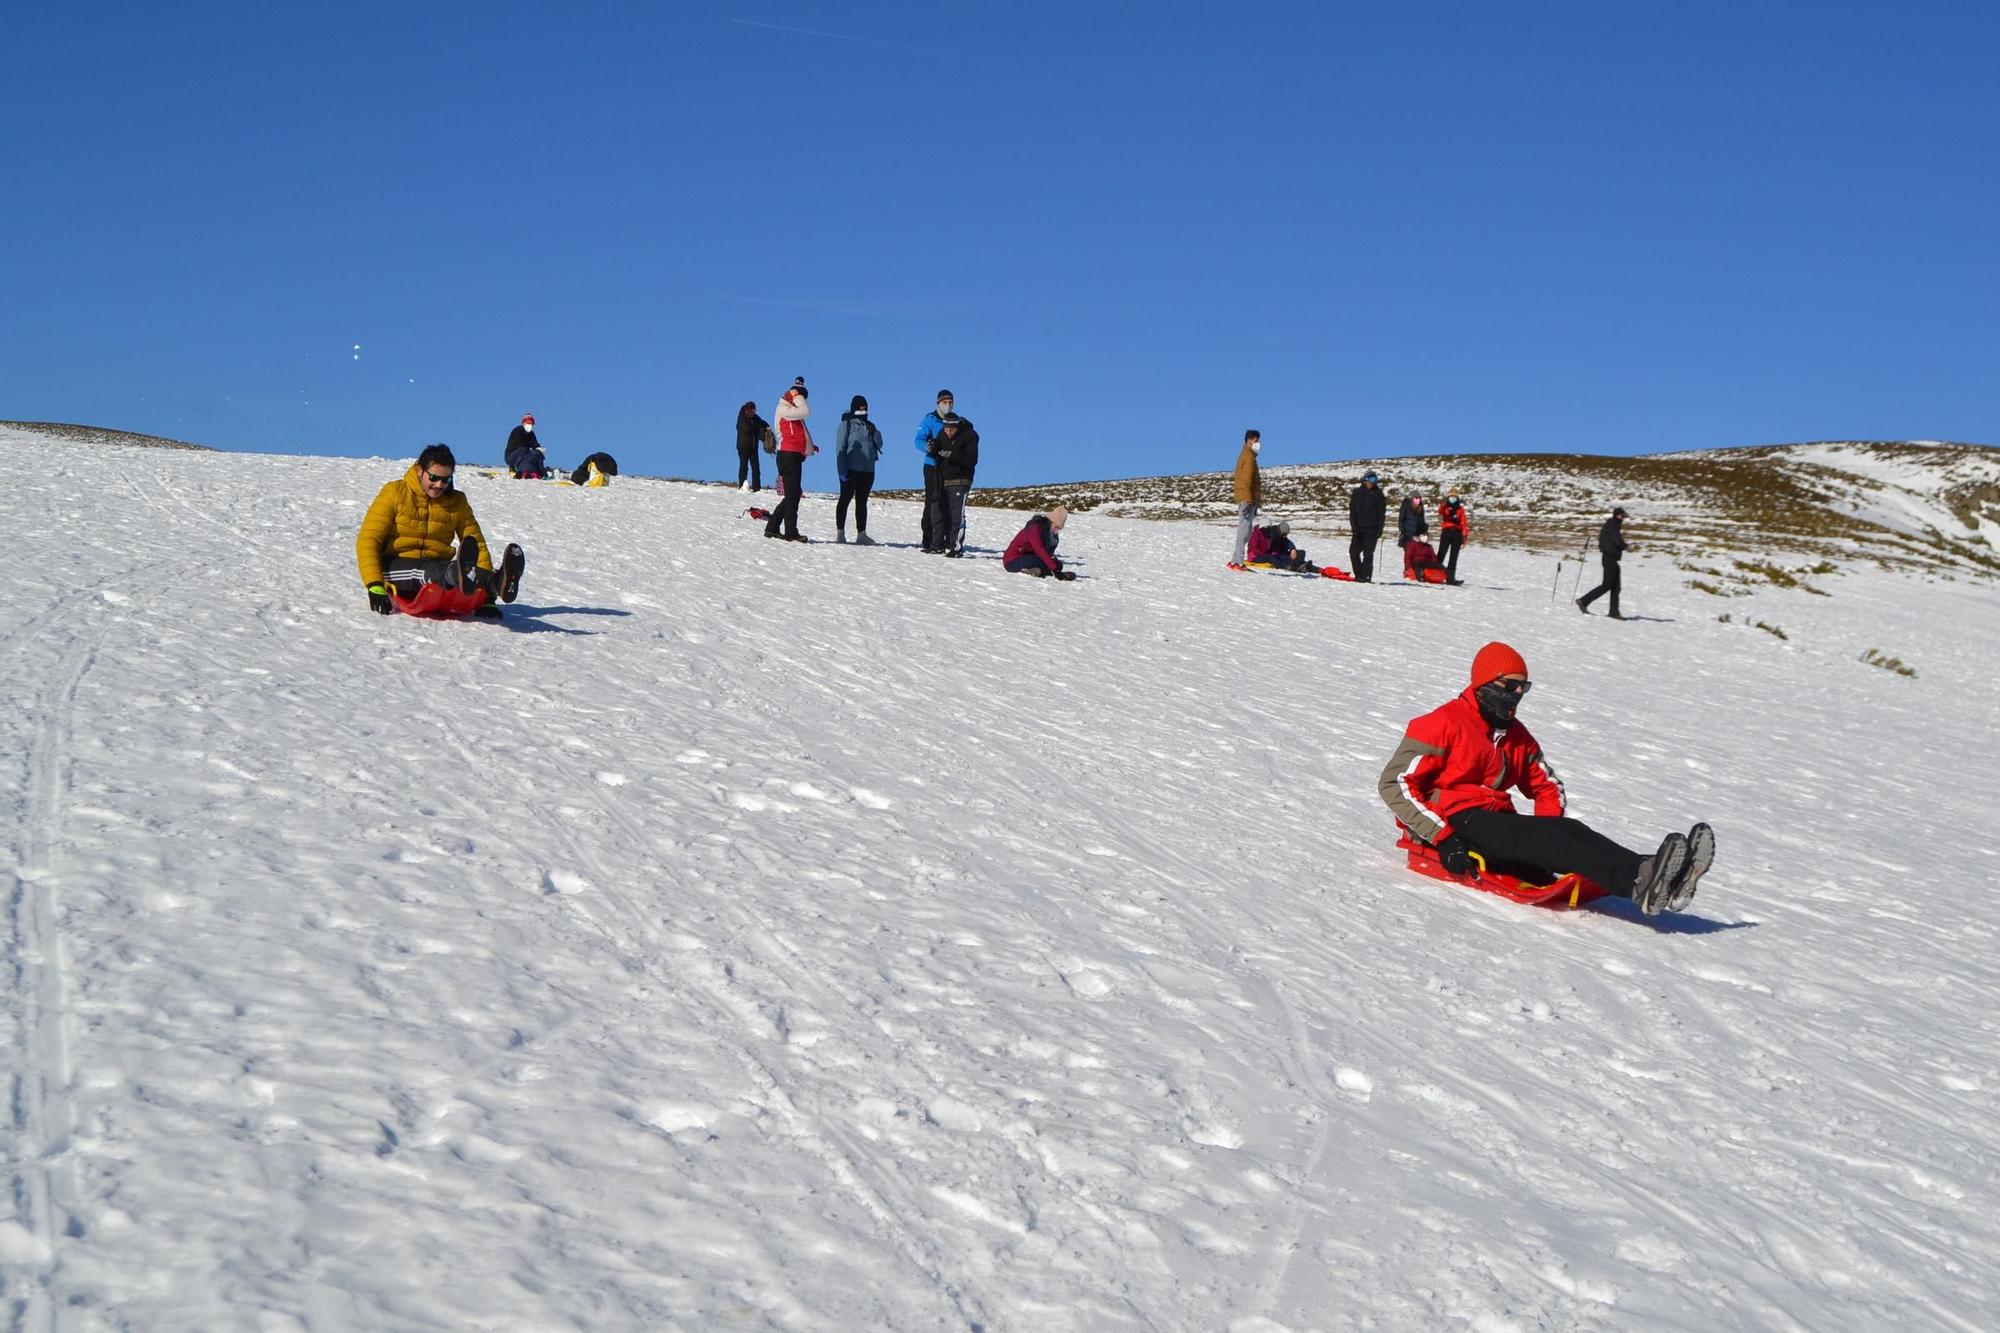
top-left (4, 627), bottom-right (93, 1333)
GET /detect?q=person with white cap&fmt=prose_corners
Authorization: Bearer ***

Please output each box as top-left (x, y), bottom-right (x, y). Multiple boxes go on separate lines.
top-left (505, 414), bottom-right (548, 478)
top-left (1002, 506), bottom-right (1074, 578)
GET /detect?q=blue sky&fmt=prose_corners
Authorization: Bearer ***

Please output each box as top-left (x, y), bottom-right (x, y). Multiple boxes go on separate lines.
top-left (4, 1), bottom-right (1995, 486)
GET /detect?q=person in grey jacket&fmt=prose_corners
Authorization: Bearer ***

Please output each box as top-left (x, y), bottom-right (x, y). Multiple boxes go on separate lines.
top-left (834, 395), bottom-right (884, 543)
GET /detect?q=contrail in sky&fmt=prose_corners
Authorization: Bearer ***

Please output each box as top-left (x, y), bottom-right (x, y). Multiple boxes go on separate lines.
top-left (730, 17), bottom-right (940, 54)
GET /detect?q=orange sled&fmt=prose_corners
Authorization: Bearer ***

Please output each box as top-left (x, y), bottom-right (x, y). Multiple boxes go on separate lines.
top-left (1396, 829), bottom-right (1609, 909)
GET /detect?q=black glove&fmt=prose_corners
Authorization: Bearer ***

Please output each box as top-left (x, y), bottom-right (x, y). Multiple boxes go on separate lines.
top-left (1054, 570), bottom-right (1077, 581)
top-left (1437, 834), bottom-right (1475, 875)
top-left (367, 584), bottom-right (393, 615)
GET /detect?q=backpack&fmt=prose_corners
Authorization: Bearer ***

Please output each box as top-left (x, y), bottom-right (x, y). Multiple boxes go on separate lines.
top-left (761, 425), bottom-right (777, 455)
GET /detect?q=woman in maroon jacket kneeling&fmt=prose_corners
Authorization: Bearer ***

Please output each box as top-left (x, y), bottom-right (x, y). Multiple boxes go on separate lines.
top-left (1003, 507), bottom-right (1074, 579)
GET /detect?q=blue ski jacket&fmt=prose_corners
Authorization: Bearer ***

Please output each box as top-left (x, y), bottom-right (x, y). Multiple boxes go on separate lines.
top-left (914, 410), bottom-right (948, 470)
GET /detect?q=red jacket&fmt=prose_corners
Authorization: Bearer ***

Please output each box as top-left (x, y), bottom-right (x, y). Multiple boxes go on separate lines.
top-left (774, 389), bottom-right (813, 455)
top-left (1377, 689), bottom-right (1566, 843)
top-left (1439, 501), bottom-right (1468, 536)
top-left (1002, 514), bottom-right (1062, 572)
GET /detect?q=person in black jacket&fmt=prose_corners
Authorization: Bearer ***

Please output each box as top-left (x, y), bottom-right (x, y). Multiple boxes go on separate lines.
top-left (1397, 490), bottom-right (1428, 549)
top-left (1349, 471), bottom-right (1386, 581)
top-left (734, 401), bottom-right (768, 492)
top-left (928, 414), bottom-right (979, 557)
top-left (505, 414), bottom-right (548, 478)
top-left (1577, 507), bottom-right (1628, 619)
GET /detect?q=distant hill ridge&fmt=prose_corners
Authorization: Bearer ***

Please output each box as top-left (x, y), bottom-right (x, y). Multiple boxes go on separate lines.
top-left (1, 420), bottom-right (210, 452)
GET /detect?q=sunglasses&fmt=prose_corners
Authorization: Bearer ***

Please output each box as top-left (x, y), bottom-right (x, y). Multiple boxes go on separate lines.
top-left (1487, 678), bottom-right (1533, 696)
top-left (422, 471), bottom-right (454, 487)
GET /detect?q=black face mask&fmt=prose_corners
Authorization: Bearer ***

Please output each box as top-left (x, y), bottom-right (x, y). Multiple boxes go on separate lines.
top-left (1475, 680), bottom-right (1525, 727)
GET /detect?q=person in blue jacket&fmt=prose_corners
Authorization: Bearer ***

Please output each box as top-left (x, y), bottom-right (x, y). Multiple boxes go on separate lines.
top-left (915, 389), bottom-right (953, 551)
top-left (834, 395), bottom-right (884, 543)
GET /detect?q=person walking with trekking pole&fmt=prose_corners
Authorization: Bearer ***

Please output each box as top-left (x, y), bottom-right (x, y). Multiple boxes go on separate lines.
top-left (1576, 506), bottom-right (1628, 619)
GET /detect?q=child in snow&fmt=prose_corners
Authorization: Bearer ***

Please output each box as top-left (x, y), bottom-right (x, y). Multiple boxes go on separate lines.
top-left (1003, 506), bottom-right (1073, 578)
top-left (1246, 521), bottom-right (1315, 572)
top-left (505, 414), bottom-right (548, 478)
top-left (1403, 538), bottom-right (1450, 582)
top-left (356, 444), bottom-right (525, 617)
top-left (1377, 642), bottom-right (1714, 915)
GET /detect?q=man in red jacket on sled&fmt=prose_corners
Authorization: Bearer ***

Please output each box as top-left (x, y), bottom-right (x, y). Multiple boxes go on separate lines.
top-left (1377, 642), bottom-right (1713, 915)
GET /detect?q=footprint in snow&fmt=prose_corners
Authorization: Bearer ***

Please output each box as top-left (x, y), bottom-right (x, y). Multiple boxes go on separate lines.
top-left (541, 869), bottom-right (590, 896)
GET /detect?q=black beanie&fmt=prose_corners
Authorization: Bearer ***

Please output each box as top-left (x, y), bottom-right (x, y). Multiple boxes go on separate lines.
top-left (851, 395), bottom-right (868, 413)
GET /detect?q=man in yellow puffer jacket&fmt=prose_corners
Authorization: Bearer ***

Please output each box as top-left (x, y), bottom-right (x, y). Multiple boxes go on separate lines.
top-left (356, 444), bottom-right (524, 616)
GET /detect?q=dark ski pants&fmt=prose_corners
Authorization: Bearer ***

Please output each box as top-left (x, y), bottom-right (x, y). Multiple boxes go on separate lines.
top-left (1350, 531), bottom-right (1379, 581)
top-left (919, 464), bottom-right (940, 549)
top-left (1579, 559), bottom-right (1622, 617)
top-left (929, 484), bottom-right (969, 553)
top-left (1438, 530), bottom-right (1463, 580)
top-left (836, 473), bottom-right (874, 535)
top-left (1004, 552), bottom-right (1056, 575)
top-left (737, 443), bottom-right (761, 490)
top-left (765, 452), bottom-right (804, 537)
top-left (1450, 809), bottom-right (1643, 897)
top-left (380, 556), bottom-right (497, 599)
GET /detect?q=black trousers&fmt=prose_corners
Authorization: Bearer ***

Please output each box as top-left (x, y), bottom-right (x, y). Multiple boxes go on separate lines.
top-left (1350, 531), bottom-right (1379, 581)
top-left (836, 473), bottom-right (874, 534)
top-left (1438, 530), bottom-right (1463, 580)
top-left (929, 484), bottom-right (968, 552)
top-left (1579, 558), bottom-right (1622, 616)
top-left (380, 555), bottom-right (497, 598)
top-left (765, 452), bottom-right (804, 537)
top-left (1449, 809), bottom-right (1643, 897)
top-left (920, 464), bottom-right (940, 549)
top-left (737, 443), bottom-right (761, 489)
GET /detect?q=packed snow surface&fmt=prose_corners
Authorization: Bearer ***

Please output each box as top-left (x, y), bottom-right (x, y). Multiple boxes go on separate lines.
top-left (3, 432), bottom-right (1997, 1331)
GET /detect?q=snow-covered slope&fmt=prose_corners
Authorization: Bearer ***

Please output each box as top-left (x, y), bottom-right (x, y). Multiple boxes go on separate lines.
top-left (4, 429), bottom-right (1997, 1332)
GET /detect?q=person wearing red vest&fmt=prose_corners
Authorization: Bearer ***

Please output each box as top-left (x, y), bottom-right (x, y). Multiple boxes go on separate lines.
top-left (1377, 642), bottom-right (1714, 915)
top-left (763, 377), bottom-right (817, 542)
top-left (1436, 494), bottom-right (1468, 584)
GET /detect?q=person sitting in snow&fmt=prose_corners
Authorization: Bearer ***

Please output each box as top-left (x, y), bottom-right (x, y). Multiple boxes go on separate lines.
top-left (1002, 506), bottom-right (1074, 579)
top-left (505, 414), bottom-right (548, 478)
top-left (356, 444), bottom-right (525, 618)
top-left (1403, 537), bottom-right (1450, 582)
top-left (1377, 642), bottom-right (1714, 915)
top-left (570, 451), bottom-right (618, 487)
top-left (1246, 521), bottom-right (1315, 572)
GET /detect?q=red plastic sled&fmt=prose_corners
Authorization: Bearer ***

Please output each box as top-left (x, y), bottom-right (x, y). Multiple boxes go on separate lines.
top-left (390, 583), bottom-right (490, 618)
top-left (1320, 566), bottom-right (1355, 581)
top-left (1396, 829), bottom-right (1609, 910)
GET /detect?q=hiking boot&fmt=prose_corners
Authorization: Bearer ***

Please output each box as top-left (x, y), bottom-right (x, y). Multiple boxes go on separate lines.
top-left (836, 530), bottom-right (848, 544)
top-left (1668, 823), bottom-right (1714, 912)
top-left (457, 539), bottom-right (481, 585)
top-left (1630, 833), bottom-right (1690, 916)
top-left (498, 543), bottom-right (525, 603)
top-left (783, 533), bottom-right (810, 543)
top-left (1575, 597), bottom-right (1589, 614)
top-left (945, 547), bottom-right (964, 558)
top-left (855, 533), bottom-right (876, 546)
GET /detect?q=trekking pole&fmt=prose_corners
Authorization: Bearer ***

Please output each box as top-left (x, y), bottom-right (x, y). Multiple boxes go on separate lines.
top-left (1550, 560), bottom-right (1562, 602)
top-left (1568, 531), bottom-right (1589, 600)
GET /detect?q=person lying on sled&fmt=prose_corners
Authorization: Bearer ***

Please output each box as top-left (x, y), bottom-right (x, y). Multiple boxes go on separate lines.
top-left (356, 444), bottom-right (525, 617)
top-left (1002, 506), bottom-right (1075, 579)
top-left (1403, 537), bottom-right (1453, 583)
top-left (1376, 642), bottom-right (1713, 915)
top-left (1246, 521), bottom-right (1315, 572)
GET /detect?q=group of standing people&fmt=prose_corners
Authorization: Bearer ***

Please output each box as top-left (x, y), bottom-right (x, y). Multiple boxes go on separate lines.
top-left (735, 385), bottom-right (982, 554)
top-left (1234, 438), bottom-right (1630, 608)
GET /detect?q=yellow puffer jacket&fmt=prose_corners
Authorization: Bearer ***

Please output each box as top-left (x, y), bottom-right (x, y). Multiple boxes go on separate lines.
top-left (355, 465), bottom-right (492, 588)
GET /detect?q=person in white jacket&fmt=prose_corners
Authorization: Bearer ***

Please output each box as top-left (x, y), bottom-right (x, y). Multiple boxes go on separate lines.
top-left (764, 377), bottom-right (817, 541)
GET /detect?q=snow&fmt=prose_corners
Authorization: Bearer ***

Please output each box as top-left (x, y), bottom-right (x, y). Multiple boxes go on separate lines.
top-left (4, 429), bottom-right (1998, 1331)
